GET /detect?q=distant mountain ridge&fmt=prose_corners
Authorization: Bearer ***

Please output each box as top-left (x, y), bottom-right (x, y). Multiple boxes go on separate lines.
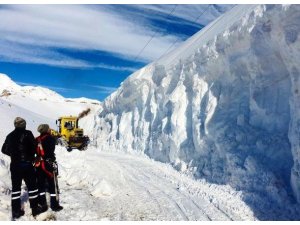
top-left (0, 73), bottom-right (100, 139)
top-left (0, 73), bottom-right (100, 104)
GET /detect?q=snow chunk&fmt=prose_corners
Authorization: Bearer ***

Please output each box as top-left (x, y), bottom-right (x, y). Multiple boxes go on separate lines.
top-left (90, 179), bottom-right (113, 197)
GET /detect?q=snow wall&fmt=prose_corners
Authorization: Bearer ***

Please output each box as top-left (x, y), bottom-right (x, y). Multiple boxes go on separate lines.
top-left (93, 4), bottom-right (300, 217)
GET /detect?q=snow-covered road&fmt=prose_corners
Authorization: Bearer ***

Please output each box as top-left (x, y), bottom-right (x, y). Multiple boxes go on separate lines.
top-left (0, 146), bottom-right (255, 221)
top-left (52, 148), bottom-right (255, 221)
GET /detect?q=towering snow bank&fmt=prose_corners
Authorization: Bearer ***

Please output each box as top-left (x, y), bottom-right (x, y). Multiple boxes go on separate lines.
top-left (93, 4), bottom-right (300, 216)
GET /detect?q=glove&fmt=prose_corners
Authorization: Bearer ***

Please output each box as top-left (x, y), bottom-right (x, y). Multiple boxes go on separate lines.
top-left (33, 156), bottom-right (43, 167)
top-left (46, 159), bottom-right (58, 174)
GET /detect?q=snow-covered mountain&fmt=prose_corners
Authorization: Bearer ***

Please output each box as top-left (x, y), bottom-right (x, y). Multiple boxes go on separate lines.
top-left (93, 5), bottom-right (300, 219)
top-left (0, 73), bottom-right (100, 140)
top-left (0, 73), bottom-right (64, 101)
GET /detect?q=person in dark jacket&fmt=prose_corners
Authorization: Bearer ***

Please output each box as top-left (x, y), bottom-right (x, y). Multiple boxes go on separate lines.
top-left (1, 117), bottom-right (45, 219)
top-left (35, 124), bottom-right (63, 212)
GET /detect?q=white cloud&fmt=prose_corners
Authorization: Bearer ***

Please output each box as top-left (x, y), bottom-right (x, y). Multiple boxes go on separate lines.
top-left (16, 81), bottom-right (74, 92)
top-left (0, 40), bottom-right (90, 67)
top-left (122, 5), bottom-right (235, 27)
top-left (93, 64), bottom-right (138, 72)
top-left (0, 5), bottom-right (180, 64)
top-left (16, 81), bottom-right (118, 94)
top-left (85, 84), bottom-right (118, 94)
top-left (0, 5), bottom-right (232, 68)
top-left (0, 39), bottom-right (138, 71)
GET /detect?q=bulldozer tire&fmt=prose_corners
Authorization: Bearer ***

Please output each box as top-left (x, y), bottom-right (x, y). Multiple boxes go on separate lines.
top-left (78, 143), bottom-right (88, 151)
top-left (56, 138), bottom-right (62, 145)
top-left (57, 138), bottom-right (68, 147)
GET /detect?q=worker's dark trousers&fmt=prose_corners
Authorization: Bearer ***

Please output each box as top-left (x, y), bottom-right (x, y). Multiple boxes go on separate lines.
top-left (36, 167), bottom-right (60, 208)
top-left (10, 162), bottom-right (39, 214)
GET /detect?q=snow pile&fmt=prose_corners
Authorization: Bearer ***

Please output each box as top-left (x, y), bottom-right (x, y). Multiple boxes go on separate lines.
top-left (93, 5), bottom-right (300, 219)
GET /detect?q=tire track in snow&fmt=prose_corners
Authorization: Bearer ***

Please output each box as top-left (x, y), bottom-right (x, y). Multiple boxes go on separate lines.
top-left (126, 164), bottom-right (216, 220)
top-left (123, 156), bottom-right (240, 220)
top-left (87, 154), bottom-right (190, 220)
top-left (114, 157), bottom-right (217, 220)
top-left (114, 156), bottom-right (234, 221)
top-left (109, 159), bottom-right (187, 220)
top-left (138, 167), bottom-right (233, 220)
top-left (115, 162), bottom-right (190, 220)
top-left (137, 168), bottom-right (215, 220)
top-left (84, 156), bottom-right (171, 220)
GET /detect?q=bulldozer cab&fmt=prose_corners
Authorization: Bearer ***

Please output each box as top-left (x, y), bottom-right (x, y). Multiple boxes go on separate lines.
top-left (56, 116), bottom-right (79, 141)
top-left (54, 114), bottom-right (90, 151)
top-left (64, 120), bottom-right (75, 130)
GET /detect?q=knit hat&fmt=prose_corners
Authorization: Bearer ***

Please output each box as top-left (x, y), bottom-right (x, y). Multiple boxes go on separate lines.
top-left (14, 117), bottom-right (26, 129)
top-left (37, 124), bottom-right (50, 134)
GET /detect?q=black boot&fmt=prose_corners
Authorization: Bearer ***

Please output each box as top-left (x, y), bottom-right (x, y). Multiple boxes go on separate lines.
top-left (39, 204), bottom-right (48, 213)
top-left (32, 205), bottom-right (45, 217)
top-left (12, 210), bottom-right (25, 219)
top-left (50, 197), bottom-right (63, 211)
top-left (11, 198), bottom-right (23, 219)
top-left (51, 204), bottom-right (63, 212)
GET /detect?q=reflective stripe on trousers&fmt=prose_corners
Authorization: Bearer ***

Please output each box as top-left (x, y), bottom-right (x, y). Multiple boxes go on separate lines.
top-left (28, 189), bottom-right (39, 199)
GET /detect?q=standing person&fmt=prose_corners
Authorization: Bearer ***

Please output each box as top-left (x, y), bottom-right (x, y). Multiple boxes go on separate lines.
top-left (1, 117), bottom-right (45, 219)
top-left (35, 124), bottom-right (63, 212)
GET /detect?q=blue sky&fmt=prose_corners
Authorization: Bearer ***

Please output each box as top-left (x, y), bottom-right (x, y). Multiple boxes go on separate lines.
top-left (0, 4), bottom-right (233, 101)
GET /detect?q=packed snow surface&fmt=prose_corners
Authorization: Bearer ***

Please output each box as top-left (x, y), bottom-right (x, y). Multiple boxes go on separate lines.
top-left (0, 148), bottom-right (256, 221)
top-left (93, 4), bottom-right (300, 220)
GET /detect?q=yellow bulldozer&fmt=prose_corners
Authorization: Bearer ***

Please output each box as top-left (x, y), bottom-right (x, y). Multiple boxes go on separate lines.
top-left (51, 109), bottom-right (90, 151)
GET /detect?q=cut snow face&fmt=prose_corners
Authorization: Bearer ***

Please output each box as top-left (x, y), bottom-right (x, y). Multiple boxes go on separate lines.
top-left (93, 4), bottom-right (300, 220)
